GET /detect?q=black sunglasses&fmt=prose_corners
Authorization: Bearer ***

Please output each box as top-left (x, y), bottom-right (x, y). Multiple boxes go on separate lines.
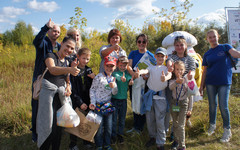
top-left (137, 40), bottom-right (146, 44)
top-left (175, 35), bottom-right (185, 40)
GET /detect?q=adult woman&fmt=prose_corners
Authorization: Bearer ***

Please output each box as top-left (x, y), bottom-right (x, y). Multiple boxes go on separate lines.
top-left (99, 29), bottom-right (127, 73)
top-left (199, 29), bottom-right (240, 142)
top-left (166, 36), bottom-right (196, 150)
top-left (36, 36), bottom-right (80, 150)
top-left (66, 28), bottom-right (82, 62)
top-left (127, 33), bottom-right (155, 134)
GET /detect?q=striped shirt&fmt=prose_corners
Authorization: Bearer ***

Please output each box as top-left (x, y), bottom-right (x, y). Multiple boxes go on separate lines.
top-left (168, 54), bottom-right (196, 76)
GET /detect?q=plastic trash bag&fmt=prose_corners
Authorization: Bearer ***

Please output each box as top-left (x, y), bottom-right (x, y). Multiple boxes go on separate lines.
top-left (57, 103), bottom-right (80, 127)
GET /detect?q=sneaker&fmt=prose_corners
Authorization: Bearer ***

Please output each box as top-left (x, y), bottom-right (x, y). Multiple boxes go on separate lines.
top-left (111, 136), bottom-right (117, 145)
top-left (118, 135), bottom-right (124, 144)
top-left (96, 146), bottom-right (103, 150)
top-left (186, 119), bottom-right (192, 128)
top-left (145, 138), bottom-right (156, 148)
top-left (171, 141), bottom-right (178, 150)
top-left (104, 145), bottom-right (113, 150)
top-left (126, 128), bottom-right (135, 134)
top-left (207, 124), bottom-right (216, 136)
top-left (157, 145), bottom-right (165, 150)
top-left (69, 145), bottom-right (79, 150)
top-left (220, 128), bottom-right (232, 143)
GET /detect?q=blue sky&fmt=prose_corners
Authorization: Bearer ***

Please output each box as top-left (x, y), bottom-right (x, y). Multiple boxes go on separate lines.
top-left (0, 0), bottom-right (239, 34)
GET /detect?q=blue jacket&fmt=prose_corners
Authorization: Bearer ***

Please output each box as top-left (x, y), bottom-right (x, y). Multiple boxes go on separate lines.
top-left (141, 89), bottom-right (162, 115)
top-left (32, 24), bottom-right (61, 81)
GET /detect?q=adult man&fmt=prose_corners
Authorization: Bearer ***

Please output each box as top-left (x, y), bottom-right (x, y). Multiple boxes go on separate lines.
top-left (31, 18), bottom-right (61, 142)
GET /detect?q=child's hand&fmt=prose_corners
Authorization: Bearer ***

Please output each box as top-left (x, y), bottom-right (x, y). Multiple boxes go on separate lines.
top-left (89, 104), bottom-right (95, 110)
top-left (87, 73), bottom-right (95, 79)
top-left (161, 71), bottom-right (166, 82)
top-left (187, 70), bottom-right (193, 80)
top-left (129, 76), bottom-right (134, 85)
top-left (80, 103), bottom-right (88, 110)
top-left (109, 77), bottom-right (116, 88)
top-left (121, 72), bottom-right (126, 82)
top-left (187, 111), bottom-right (192, 117)
top-left (176, 72), bottom-right (184, 84)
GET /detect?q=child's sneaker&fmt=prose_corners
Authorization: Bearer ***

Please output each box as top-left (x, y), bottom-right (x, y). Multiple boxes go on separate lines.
top-left (171, 141), bottom-right (178, 150)
top-left (145, 138), bottom-right (156, 148)
top-left (104, 145), bottom-right (113, 150)
top-left (207, 124), bottom-right (216, 136)
top-left (220, 128), bottom-right (232, 143)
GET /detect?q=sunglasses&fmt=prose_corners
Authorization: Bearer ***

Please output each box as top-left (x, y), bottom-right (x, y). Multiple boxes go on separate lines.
top-left (137, 40), bottom-right (146, 44)
top-left (175, 35), bottom-right (185, 40)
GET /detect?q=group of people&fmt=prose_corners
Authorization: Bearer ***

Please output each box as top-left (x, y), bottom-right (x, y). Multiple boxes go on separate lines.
top-left (30, 18), bottom-right (240, 150)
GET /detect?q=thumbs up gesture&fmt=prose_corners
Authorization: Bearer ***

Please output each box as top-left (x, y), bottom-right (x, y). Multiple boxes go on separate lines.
top-left (129, 76), bottom-right (134, 85)
top-left (176, 72), bottom-right (184, 84)
top-left (46, 18), bottom-right (54, 29)
top-left (187, 70), bottom-right (193, 80)
top-left (70, 58), bottom-right (80, 76)
top-left (134, 67), bottom-right (140, 78)
top-left (121, 72), bottom-right (126, 82)
top-left (109, 77), bottom-right (116, 88)
top-left (161, 71), bottom-right (166, 82)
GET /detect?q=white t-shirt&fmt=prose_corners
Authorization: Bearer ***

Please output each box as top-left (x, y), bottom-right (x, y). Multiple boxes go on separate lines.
top-left (146, 65), bottom-right (168, 99)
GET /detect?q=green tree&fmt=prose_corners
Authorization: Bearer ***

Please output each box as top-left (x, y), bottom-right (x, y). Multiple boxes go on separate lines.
top-left (69, 7), bottom-right (87, 31)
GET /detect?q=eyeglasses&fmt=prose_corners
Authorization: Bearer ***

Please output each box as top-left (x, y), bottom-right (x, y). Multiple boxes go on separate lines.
top-left (137, 40), bottom-right (146, 44)
top-left (175, 36), bottom-right (185, 40)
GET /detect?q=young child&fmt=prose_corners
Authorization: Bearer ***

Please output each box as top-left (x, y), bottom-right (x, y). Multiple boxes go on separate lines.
top-left (140, 47), bottom-right (172, 150)
top-left (69, 48), bottom-right (95, 150)
top-left (169, 60), bottom-right (192, 150)
top-left (89, 56), bottom-right (118, 150)
top-left (111, 56), bottom-right (134, 144)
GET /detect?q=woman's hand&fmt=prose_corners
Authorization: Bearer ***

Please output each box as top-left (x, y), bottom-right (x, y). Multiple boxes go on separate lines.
top-left (65, 84), bottom-right (72, 96)
top-left (111, 44), bottom-right (120, 52)
top-left (89, 104), bottom-right (95, 110)
top-left (199, 86), bottom-right (204, 96)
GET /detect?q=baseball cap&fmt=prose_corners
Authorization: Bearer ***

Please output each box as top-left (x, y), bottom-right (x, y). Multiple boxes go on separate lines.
top-left (118, 56), bottom-right (129, 63)
top-left (155, 47), bottom-right (167, 55)
top-left (104, 56), bottom-right (117, 66)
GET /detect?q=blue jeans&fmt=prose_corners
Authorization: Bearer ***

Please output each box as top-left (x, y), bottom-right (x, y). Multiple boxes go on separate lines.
top-left (112, 98), bottom-right (127, 137)
top-left (94, 111), bottom-right (112, 147)
top-left (206, 84), bottom-right (231, 129)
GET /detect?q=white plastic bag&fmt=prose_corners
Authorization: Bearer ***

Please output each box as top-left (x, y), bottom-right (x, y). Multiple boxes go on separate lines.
top-left (186, 77), bottom-right (198, 96)
top-left (86, 111), bottom-right (102, 125)
top-left (57, 103), bottom-right (80, 127)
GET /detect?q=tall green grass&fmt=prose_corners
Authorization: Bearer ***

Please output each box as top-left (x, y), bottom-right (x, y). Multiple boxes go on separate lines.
top-left (0, 48), bottom-right (240, 149)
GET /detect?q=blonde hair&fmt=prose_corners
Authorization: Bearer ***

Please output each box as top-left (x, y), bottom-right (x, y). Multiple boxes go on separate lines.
top-left (67, 28), bottom-right (82, 49)
top-left (206, 29), bottom-right (220, 39)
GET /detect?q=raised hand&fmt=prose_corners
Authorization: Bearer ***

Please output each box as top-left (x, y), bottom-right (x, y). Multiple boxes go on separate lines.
top-left (121, 72), bottom-right (126, 82)
top-left (176, 72), bottom-right (184, 84)
top-left (46, 18), bottom-right (54, 29)
top-left (129, 76), bottom-right (134, 85)
top-left (109, 77), bottom-right (116, 88)
top-left (112, 44), bottom-right (120, 51)
top-left (161, 71), bottom-right (166, 82)
top-left (134, 67), bottom-right (140, 78)
top-left (70, 60), bottom-right (80, 76)
top-left (71, 58), bottom-right (78, 68)
top-left (187, 70), bottom-right (193, 80)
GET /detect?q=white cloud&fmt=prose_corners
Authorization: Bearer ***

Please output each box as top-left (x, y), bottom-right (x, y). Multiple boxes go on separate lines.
top-left (13, 0), bottom-right (23, 2)
top-left (87, 0), bottom-right (159, 19)
top-left (1, 7), bottom-right (29, 19)
top-left (27, 0), bottom-right (59, 13)
top-left (32, 26), bottom-right (40, 35)
top-left (197, 9), bottom-right (226, 27)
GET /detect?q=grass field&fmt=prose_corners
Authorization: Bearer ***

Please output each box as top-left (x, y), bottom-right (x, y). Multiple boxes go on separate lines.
top-left (0, 49), bottom-right (239, 150)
